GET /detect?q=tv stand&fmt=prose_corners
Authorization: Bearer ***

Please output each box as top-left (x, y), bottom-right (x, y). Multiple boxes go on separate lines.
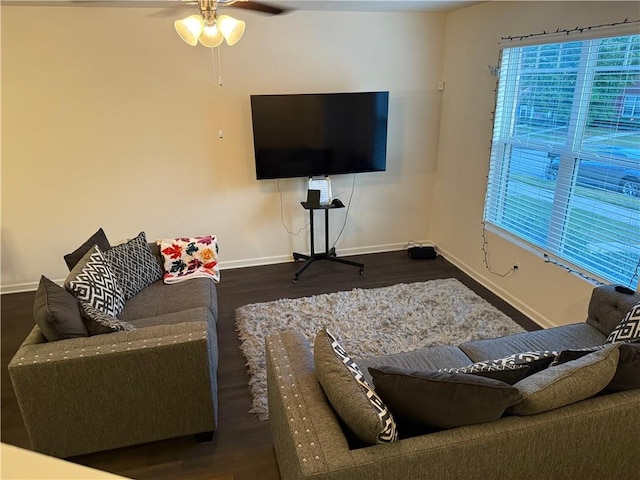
top-left (292, 202), bottom-right (364, 283)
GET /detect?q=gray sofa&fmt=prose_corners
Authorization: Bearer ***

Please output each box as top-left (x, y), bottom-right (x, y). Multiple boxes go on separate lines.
top-left (8, 243), bottom-right (219, 458)
top-left (266, 285), bottom-right (640, 479)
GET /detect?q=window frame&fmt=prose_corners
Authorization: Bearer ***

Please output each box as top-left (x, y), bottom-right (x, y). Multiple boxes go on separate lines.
top-left (485, 29), bottom-right (640, 289)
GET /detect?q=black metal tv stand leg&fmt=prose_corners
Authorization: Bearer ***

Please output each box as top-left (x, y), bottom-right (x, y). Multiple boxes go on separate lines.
top-left (292, 204), bottom-right (364, 283)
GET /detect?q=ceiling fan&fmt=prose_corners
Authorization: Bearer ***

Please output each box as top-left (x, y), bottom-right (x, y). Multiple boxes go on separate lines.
top-left (3, 0), bottom-right (289, 47)
top-left (172, 0), bottom-right (288, 16)
top-left (172, 0), bottom-right (289, 47)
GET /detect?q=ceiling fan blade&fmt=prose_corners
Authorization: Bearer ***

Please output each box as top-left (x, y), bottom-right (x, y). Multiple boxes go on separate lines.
top-left (228, 1), bottom-right (289, 15)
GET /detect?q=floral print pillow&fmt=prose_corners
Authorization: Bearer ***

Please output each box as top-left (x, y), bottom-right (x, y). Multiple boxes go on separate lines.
top-left (158, 235), bottom-right (220, 284)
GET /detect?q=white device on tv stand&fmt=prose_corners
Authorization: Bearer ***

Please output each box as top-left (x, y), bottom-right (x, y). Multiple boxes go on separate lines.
top-left (308, 176), bottom-right (332, 205)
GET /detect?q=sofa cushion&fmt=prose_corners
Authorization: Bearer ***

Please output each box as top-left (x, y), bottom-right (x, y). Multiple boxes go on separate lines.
top-left (356, 345), bottom-right (474, 386)
top-left (33, 276), bottom-right (89, 341)
top-left (63, 228), bottom-right (111, 271)
top-left (103, 231), bottom-right (163, 300)
top-left (158, 235), bottom-right (220, 284)
top-left (460, 323), bottom-right (606, 362)
top-left (64, 245), bottom-right (125, 318)
top-left (507, 343), bottom-right (620, 415)
top-left (369, 365), bottom-right (520, 435)
top-left (79, 302), bottom-right (136, 335)
top-left (555, 341), bottom-right (640, 391)
top-left (606, 302), bottom-right (640, 343)
top-left (314, 329), bottom-right (398, 445)
top-left (148, 242), bottom-right (164, 269)
top-left (127, 307), bottom-right (214, 328)
top-left (119, 277), bottom-right (217, 322)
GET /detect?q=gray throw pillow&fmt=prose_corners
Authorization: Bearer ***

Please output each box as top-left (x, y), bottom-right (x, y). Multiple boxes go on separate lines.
top-left (103, 231), bottom-right (163, 300)
top-left (65, 245), bottom-right (125, 318)
top-left (33, 276), bottom-right (89, 342)
top-left (63, 228), bottom-right (111, 271)
top-left (555, 341), bottom-right (640, 391)
top-left (314, 329), bottom-right (398, 446)
top-left (369, 365), bottom-right (520, 433)
top-left (507, 343), bottom-right (620, 415)
top-left (80, 302), bottom-right (136, 335)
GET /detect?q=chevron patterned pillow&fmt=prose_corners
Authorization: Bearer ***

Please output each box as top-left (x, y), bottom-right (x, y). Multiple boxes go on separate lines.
top-left (314, 328), bottom-right (398, 445)
top-left (607, 302), bottom-right (640, 343)
top-left (103, 231), bottom-right (163, 300)
top-left (65, 245), bottom-right (125, 318)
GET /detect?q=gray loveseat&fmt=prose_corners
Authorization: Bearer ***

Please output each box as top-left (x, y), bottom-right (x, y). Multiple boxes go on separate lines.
top-left (266, 285), bottom-right (640, 479)
top-left (8, 243), bottom-right (219, 458)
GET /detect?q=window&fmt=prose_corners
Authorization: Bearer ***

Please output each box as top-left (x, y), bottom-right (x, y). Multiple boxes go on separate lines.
top-left (485, 32), bottom-right (640, 289)
top-left (622, 94), bottom-right (640, 120)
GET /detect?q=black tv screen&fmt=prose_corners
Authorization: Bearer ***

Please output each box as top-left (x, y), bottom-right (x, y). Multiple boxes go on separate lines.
top-left (250, 91), bottom-right (389, 180)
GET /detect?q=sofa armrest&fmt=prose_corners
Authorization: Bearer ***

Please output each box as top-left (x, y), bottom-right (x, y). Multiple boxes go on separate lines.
top-left (11, 322), bottom-right (209, 361)
top-left (9, 322), bottom-right (216, 458)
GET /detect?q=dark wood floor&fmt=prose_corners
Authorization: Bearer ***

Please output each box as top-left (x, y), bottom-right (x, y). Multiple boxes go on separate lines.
top-left (1, 251), bottom-right (538, 479)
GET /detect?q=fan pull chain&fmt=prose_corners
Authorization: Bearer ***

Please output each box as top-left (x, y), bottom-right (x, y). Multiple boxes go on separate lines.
top-left (217, 46), bottom-right (223, 86)
top-left (210, 46), bottom-right (224, 139)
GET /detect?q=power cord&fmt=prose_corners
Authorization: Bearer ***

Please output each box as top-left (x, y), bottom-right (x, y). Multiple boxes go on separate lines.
top-left (483, 223), bottom-right (631, 287)
top-left (331, 174), bottom-right (357, 251)
top-left (481, 223), bottom-right (516, 277)
top-left (403, 240), bottom-right (430, 250)
top-left (277, 179), bottom-right (309, 236)
top-left (543, 254), bottom-right (605, 286)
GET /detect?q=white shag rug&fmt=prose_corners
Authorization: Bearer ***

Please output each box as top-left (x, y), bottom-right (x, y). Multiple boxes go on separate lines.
top-left (235, 278), bottom-right (525, 420)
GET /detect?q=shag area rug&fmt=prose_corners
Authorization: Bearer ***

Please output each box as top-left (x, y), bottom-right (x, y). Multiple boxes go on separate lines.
top-left (235, 278), bottom-right (525, 420)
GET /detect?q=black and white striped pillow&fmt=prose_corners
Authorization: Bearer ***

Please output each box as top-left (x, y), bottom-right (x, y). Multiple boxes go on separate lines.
top-left (325, 329), bottom-right (398, 443)
top-left (440, 351), bottom-right (558, 384)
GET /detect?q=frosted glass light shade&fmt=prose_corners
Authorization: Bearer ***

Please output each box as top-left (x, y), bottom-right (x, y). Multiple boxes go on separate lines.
top-left (175, 15), bottom-right (205, 46)
top-left (199, 23), bottom-right (224, 48)
top-left (218, 14), bottom-right (245, 46)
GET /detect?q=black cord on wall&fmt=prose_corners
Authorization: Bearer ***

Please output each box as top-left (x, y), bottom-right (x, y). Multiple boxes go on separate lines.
top-left (277, 179), bottom-right (309, 236)
top-left (331, 174), bottom-right (357, 251)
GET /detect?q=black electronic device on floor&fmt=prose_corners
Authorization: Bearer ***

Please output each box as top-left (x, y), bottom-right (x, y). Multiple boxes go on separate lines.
top-left (408, 246), bottom-right (437, 260)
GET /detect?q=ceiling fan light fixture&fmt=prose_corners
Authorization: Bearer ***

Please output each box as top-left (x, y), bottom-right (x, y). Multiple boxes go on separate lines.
top-left (217, 14), bottom-right (245, 46)
top-left (199, 23), bottom-right (224, 48)
top-left (175, 14), bottom-right (205, 47)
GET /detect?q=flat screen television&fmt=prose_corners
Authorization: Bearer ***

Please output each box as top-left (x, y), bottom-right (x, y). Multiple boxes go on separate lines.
top-left (250, 91), bottom-right (389, 180)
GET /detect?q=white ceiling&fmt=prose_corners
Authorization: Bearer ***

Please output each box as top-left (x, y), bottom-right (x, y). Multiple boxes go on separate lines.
top-left (1, 0), bottom-right (484, 13)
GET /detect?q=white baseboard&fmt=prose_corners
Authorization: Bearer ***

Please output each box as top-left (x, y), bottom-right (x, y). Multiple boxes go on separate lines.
top-left (0, 242), bottom-right (421, 295)
top-left (217, 242), bottom-right (416, 270)
top-left (3, 242), bottom-right (543, 332)
top-left (434, 245), bottom-right (553, 329)
top-left (1, 281), bottom-right (46, 295)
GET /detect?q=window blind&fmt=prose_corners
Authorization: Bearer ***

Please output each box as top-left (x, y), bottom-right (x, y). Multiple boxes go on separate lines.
top-left (484, 32), bottom-right (640, 289)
